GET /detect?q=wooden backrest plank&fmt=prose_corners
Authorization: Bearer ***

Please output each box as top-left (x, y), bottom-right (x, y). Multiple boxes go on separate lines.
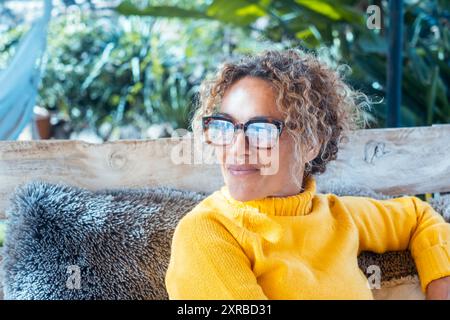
top-left (1, 124), bottom-right (449, 219)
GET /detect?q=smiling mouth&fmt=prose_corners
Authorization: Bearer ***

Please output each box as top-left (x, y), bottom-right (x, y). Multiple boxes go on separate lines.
top-left (227, 165), bottom-right (261, 176)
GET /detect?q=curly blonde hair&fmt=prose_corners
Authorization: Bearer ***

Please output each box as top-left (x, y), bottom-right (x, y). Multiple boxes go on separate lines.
top-left (192, 49), bottom-right (370, 186)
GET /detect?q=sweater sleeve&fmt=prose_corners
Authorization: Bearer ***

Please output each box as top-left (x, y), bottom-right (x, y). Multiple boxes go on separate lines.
top-left (165, 213), bottom-right (268, 300)
top-left (341, 195), bottom-right (450, 292)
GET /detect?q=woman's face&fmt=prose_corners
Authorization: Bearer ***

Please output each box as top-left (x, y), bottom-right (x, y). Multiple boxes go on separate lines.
top-left (215, 76), bottom-right (309, 201)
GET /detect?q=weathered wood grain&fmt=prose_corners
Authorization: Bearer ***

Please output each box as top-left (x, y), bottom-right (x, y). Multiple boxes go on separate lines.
top-left (315, 124), bottom-right (450, 196)
top-left (0, 124), bottom-right (449, 219)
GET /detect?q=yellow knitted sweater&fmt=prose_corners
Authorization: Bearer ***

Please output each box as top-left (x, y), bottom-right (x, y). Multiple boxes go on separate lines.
top-left (165, 176), bottom-right (450, 299)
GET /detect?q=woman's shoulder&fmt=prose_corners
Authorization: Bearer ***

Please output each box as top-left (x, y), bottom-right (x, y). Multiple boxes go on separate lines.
top-left (315, 191), bottom-right (418, 217)
top-left (175, 189), bottom-right (234, 231)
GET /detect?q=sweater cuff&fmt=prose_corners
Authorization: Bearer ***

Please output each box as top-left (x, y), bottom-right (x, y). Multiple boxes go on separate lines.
top-left (414, 243), bottom-right (450, 293)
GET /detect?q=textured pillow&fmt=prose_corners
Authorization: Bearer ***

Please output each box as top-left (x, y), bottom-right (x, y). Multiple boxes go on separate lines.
top-left (1, 180), bottom-right (449, 300)
top-left (1, 181), bottom-right (206, 299)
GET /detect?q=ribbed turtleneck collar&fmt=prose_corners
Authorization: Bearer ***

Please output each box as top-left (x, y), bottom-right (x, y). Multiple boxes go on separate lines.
top-left (219, 176), bottom-right (316, 216)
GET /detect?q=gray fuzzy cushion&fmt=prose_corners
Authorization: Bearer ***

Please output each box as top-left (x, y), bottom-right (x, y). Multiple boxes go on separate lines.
top-left (1, 180), bottom-right (449, 300)
top-left (1, 182), bottom-right (206, 300)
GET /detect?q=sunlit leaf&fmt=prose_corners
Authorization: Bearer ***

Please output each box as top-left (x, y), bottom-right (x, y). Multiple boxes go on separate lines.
top-left (294, 0), bottom-right (341, 20)
top-left (207, 0), bottom-right (266, 25)
top-left (116, 1), bottom-right (209, 19)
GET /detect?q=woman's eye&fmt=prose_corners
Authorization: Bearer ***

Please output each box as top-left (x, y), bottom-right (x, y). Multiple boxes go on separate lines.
top-left (210, 120), bottom-right (232, 130)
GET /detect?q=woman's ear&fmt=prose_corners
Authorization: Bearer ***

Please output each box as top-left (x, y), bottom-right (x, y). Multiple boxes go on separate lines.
top-left (305, 143), bottom-right (321, 163)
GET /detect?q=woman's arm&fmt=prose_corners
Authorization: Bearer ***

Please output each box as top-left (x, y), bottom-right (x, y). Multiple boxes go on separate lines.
top-left (427, 276), bottom-right (450, 299)
top-left (165, 213), bottom-right (268, 300)
top-left (340, 195), bottom-right (450, 295)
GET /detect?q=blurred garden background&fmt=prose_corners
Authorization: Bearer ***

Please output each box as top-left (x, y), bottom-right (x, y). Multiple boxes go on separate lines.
top-left (0, 0), bottom-right (448, 142)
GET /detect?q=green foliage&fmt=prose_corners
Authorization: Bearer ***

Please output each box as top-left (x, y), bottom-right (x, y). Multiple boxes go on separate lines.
top-left (1, 7), bottom-right (263, 139)
top-left (38, 12), bottom-right (206, 139)
top-left (0, 221), bottom-right (5, 247)
top-left (116, 0), bottom-right (449, 127)
top-left (117, 0), bottom-right (266, 26)
top-left (2, 0), bottom-right (447, 138)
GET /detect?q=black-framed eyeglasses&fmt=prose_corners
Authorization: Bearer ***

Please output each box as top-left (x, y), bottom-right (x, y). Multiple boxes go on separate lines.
top-left (202, 114), bottom-right (284, 149)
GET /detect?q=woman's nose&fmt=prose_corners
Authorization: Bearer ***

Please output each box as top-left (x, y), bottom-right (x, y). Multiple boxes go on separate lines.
top-left (229, 129), bottom-right (249, 157)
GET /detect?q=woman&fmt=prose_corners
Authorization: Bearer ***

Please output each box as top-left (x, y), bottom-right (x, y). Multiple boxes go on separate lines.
top-left (165, 49), bottom-right (450, 299)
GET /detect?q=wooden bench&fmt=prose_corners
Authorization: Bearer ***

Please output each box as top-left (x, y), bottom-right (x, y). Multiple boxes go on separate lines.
top-left (0, 124), bottom-right (449, 299)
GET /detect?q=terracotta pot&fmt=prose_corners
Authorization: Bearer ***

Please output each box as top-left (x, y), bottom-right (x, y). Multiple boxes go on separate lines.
top-left (33, 106), bottom-right (51, 139)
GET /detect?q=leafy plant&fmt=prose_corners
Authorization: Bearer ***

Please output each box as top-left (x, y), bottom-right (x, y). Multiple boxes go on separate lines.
top-left (0, 220), bottom-right (5, 247)
top-left (1, 4), bottom-right (265, 140)
top-left (116, 0), bottom-right (450, 127)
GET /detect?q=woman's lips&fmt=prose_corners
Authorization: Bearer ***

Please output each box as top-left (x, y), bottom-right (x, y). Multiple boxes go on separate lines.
top-left (227, 164), bottom-right (260, 176)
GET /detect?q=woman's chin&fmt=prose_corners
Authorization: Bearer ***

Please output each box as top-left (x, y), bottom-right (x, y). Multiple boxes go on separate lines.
top-left (226, 184), bottom-right (265, 202)
top-left (229, 192), bottom-right (257, 202)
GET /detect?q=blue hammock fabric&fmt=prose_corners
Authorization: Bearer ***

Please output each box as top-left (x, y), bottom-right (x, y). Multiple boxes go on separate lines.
top-left (0, 0), bottom-right (52, 140)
